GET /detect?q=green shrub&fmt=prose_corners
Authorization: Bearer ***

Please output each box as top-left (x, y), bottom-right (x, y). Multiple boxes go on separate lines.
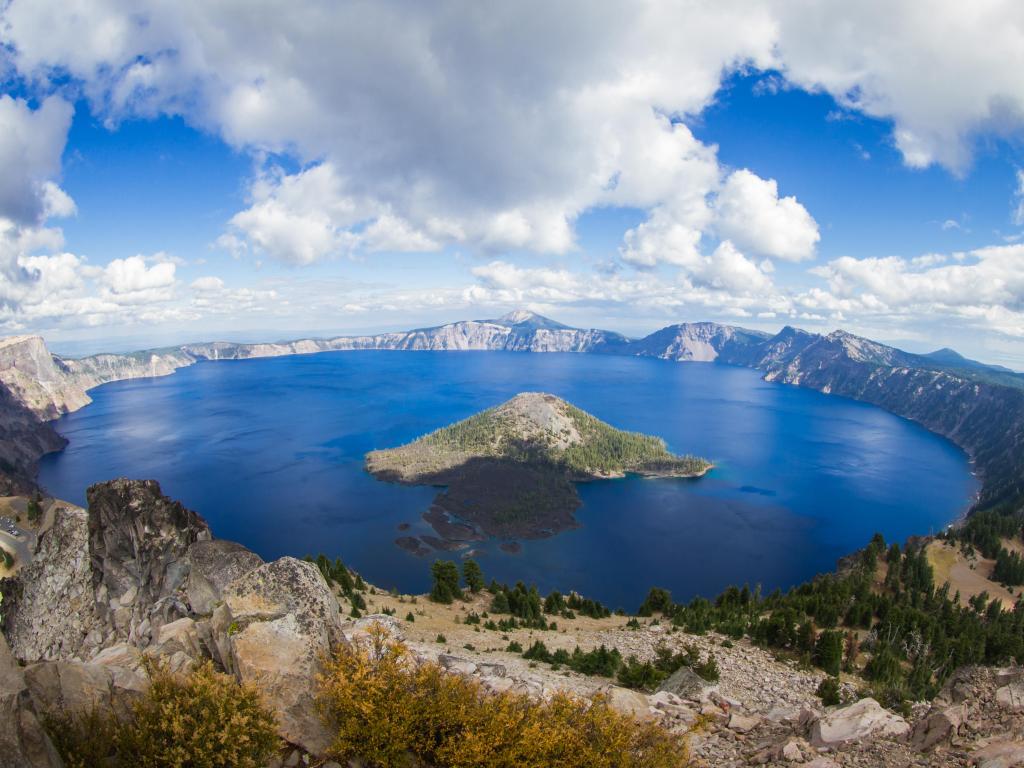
top-left (816, 677), bottom-right (841, 706)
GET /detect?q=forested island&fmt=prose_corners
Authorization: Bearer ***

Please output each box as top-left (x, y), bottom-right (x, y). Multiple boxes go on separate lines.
top-left (366, 392), bottom-right (710, 550)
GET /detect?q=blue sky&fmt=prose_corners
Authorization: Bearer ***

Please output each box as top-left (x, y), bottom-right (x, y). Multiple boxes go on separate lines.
top-left (2, 2), bottom-right (1024, 365)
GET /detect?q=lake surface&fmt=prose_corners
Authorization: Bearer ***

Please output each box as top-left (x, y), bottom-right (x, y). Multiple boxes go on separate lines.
top-left (39, 351), bottom-right (978, 609)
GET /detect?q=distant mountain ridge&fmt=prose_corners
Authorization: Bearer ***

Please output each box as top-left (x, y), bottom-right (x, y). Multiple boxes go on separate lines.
top-left (1, 310), bottom-right (1022, 511)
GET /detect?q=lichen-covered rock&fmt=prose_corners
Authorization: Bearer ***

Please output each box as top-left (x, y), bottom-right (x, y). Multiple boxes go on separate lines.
top-left (996, 682), bottom-right (1024, 713)
top-left (656, 665), bottom-right (717, 702)
top-left (23, 658), bottom-right (147, 721)
top-left (0, 637), bottom-right (62, 768)
top-left (212, 557), bottom-right (345, 755)
top-left (1, 503), bottom-right (106, 661)
top-left (970, 740), bottom-right (1024, 768)
top-left (185, 539), bottom-right (263, 615)
top-left (809, 697), bottom-right (910, 748)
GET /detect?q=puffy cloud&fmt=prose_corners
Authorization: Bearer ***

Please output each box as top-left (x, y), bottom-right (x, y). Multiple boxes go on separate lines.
top-left (4, 0), bottom-right (1024, 343)
top-left (225, 165), bottom-right (362, 266)
top-left (0, 95), bottom-right (74, 225)
top-left (100, 256), bottom-right (176, 298)
top-left (714, 170), bottom-right (819, 261)
top-left (772, 1), bottom-right (1024, 173)
top-left (805, 244), bottom-right (1024, 335)
top-left (190, 275), bottom-right (224, 292)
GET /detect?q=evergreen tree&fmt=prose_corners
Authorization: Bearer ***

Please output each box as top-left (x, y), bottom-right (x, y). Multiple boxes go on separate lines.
top-left (26, 496), bottom-right (41, 524)
top-left (462, 559), bottom-right (485, 593)
top-left (490, 590), bottom-right (511, 613)
top-left (637, 587), bottom-right (673, 616)
top-left (815, 630), bottom-right (844, 677)
top-left (430, 560), bottom-right (462, 604)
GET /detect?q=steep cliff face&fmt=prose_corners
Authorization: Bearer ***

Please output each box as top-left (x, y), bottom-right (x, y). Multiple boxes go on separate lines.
top-left (0, 336), bottom-right (90, 419)
top-left (0, 383), bottom-right (65, 494)
top-left (732, 329), bottom-right (1024, 508)
top-left (0, 337), bottom-right (89, 492)
top-left (630, 322), bottom-right (769, 362)
top-left (622, 322), bottom-right (1024, 510)
top-left (59, 348), bottom-right (197, 392)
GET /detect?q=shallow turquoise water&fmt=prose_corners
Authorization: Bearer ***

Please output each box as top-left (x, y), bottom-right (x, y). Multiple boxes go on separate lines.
top-left (39, 351), bottom-right (978, 609)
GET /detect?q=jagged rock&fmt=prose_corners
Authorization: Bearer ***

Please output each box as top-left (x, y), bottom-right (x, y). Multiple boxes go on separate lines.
top-left (87, 479), bottom-right (210, 647)
top-left (602, 686), bottom-right (651, 719)
top-left (656, 665), bottom-right (717, 701)
top-left (0, 637), bottom-right (63, 768)
top-left (995, 666), bottom-right (1024, 687)
top-left (185, 539), bottom-right (263, 615)
top-left (809, 697), bottom-right (910, 748)
top-left (477, 662), bottom-right (506, 678)
top-left (212, 557), bottom-right (345, 755)
top-left (911, 704), bottom-right (964, 751)
top-left (23, 657), bottom-right (147, 722)
top-left (727, 711), bottom-right (760, 733)
top-left (1, 503), bottom-right (105, 661)
top-left (971, 740), bottom-right (1024, 768)
top-left (781, 738), bottom-right (805, 761)
top-left (438, 654), bottom-right (477, 676)
top-left (996, 682), bottom-right (1024, 713)
top-left (147, 617), bottom-right (203, 673)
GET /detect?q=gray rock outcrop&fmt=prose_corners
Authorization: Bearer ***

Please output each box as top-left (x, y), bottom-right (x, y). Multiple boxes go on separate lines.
top-left (87, 479), bottom-right (211, 647)
top-left (0, 637), bottom-right (62, 768)
top-left (210, 557), bottom-right (346, 754)
top-left (3, 479), bottom-right (213, 660)
top-left (185, 539), bottom-right (264, 615)
top-left (2, 503), bottom-right (105, 660)
top-left (809, 697), bottom-right (910, 748)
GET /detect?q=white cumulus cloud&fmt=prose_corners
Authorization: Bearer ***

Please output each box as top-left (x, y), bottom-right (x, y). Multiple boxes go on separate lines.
top-left (714, 169), bottom-right (820, 261)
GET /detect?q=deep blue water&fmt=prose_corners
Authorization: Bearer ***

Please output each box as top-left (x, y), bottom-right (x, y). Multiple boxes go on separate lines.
top-left (39, 351), bottom-right (978, 610)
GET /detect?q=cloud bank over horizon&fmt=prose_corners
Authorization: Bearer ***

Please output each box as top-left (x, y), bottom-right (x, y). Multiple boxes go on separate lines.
top-left (1, 1), bottom-right (1024, 363)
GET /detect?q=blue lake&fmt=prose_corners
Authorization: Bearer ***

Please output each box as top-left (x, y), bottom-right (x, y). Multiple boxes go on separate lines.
top-left (39, 351), bottom-right (978, 610)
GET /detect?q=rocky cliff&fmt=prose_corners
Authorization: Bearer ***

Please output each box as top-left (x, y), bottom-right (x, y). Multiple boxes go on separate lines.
top-left (0, 479), bottom-right (346, 757)
top-left (2, 310), bottom-right (1023, 510)
top-left (629, 323), bottom-right (1024, 511)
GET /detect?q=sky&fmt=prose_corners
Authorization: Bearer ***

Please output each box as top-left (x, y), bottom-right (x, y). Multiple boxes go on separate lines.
top-left (1, 2), bottom-right (1024, 366)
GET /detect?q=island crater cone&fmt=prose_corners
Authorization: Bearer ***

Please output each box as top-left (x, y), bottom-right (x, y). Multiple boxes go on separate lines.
top-left (366, 392), bottom-right (711, 551)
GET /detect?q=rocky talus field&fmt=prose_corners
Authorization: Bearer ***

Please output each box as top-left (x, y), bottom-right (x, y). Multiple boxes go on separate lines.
top-left (0, 480), bottom-right (1021, 767)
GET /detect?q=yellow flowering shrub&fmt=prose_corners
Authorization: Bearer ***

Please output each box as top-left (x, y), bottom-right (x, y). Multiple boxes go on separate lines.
top-left (318, 624), bottom-right (688, 768)
top-left (46, 660), bottom-right (280, 768)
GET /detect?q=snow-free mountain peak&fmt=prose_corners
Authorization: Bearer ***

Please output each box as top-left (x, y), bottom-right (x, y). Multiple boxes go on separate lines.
top-left (492, 309), bottom-right (570, 330)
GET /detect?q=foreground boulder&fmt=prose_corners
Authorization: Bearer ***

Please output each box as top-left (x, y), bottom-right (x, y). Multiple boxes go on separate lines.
top-left (185, 539), bottom-right (263, 615)
top-left (809, 697), bottom-right (910, 748)
top-left (0, 638), bottom-right (62, 768)
top-left (210, 557), bottom-right (345, 754)
top-left (23, 656), bottom-right (147, 722)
